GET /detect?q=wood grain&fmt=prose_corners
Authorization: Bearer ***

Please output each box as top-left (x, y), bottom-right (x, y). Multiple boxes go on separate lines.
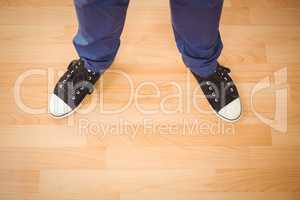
top-left (0, 0), bottom-right (300, 199)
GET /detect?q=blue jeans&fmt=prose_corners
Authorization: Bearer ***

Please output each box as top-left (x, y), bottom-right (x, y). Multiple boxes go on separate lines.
top-left (73, 0), bottom-right (224, 77)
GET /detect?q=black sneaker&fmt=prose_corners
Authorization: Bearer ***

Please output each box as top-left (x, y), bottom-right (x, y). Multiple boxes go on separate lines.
top-left (191, 64), bottom-right (242, 122)
top-left (49, 59), bottom-right (101, 118)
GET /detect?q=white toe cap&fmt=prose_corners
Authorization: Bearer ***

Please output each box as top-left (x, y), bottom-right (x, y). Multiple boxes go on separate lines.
top-left (49, 94), bottom-right (72, 118)
top-left (217, 98), bottom-right (242, 121)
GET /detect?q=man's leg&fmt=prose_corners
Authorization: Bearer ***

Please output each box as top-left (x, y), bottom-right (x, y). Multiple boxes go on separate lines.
top-left (49, 0), bottom-right (129, 118)
top-left (73, 0), bottom-right (130, 73)
top-left (170, 0), bottom-right (242, 122)
top-left (170, 0), bottom-right (224, 77)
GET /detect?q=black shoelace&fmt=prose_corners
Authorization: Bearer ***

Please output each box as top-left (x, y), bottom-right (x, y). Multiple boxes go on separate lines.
top-left (192, 64), bottom-right (239, 111)
top-left (54, 59), bottom-right (100, 108)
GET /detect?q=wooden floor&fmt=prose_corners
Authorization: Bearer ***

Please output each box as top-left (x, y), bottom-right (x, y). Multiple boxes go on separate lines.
top-left (1, 0), bottom-right (300, 199)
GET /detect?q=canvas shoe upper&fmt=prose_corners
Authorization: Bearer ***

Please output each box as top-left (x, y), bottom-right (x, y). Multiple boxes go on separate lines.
top-left (49, 59), bottom-right (100, 118)
top-left (191, 64), bottom-right (242, 122)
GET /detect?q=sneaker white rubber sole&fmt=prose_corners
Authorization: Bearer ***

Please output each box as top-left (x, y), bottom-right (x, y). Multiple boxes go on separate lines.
top-left (48, 94), bottom-right (81, 119)
top-left (214, 98), bottom-right (242, 123)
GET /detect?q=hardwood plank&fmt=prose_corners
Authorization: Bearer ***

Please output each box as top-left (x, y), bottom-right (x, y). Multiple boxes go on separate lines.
top-left (0, 147), bottom-right (106, 170)
top-left (1, 0), bottom-right (300, 199)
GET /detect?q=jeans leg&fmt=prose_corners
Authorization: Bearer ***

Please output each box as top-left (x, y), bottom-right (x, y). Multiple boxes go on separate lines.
top-left (73, 0), bottom-right (130, 72)
top-left (170, 0), bottom-right (224, 77)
